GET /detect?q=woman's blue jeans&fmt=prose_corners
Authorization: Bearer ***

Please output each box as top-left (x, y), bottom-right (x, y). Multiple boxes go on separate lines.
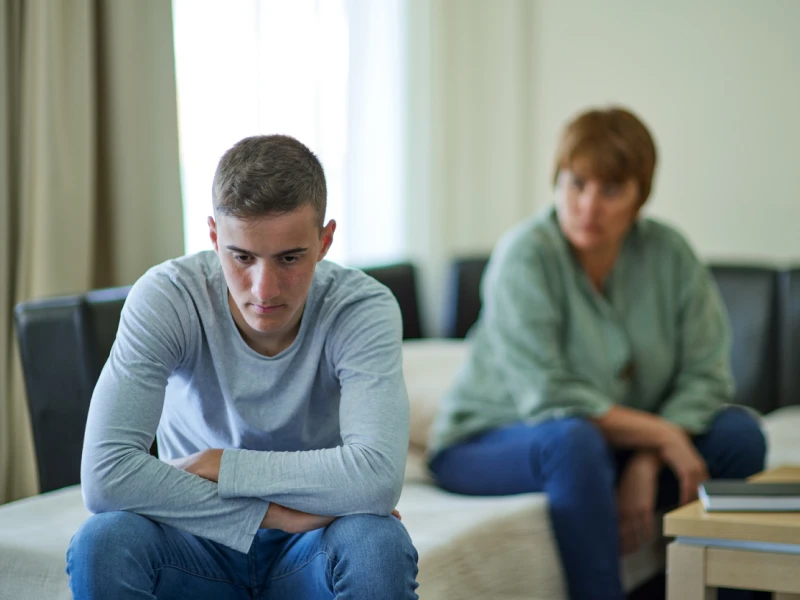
top-left (429, 407), bottom-right (767, 600)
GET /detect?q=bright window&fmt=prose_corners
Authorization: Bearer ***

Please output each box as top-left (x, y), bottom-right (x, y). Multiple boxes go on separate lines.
top-left (172, 0), bottom-right (407, 266)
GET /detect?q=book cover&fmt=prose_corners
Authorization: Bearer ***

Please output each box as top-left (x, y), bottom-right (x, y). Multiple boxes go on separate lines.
top-left (699, 480), bottom-right (800, 512)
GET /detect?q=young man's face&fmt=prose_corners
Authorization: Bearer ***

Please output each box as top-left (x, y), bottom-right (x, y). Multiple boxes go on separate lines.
top-left (209, 204), bottom-right (335, 356)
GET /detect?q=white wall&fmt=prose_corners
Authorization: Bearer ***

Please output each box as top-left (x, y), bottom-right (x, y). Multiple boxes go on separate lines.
top-left (408, 0), bottom-right (800, 333)
top-left (529, 0), bottom-right (800, 264)
top-left (407, 0), bottom-right (535, 334)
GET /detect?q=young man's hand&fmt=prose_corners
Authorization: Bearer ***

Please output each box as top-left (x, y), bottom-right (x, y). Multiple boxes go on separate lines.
top-left (169, 450), bottom-right (404, 533)
top-left (617, 451), bottom-right (660, 555)
top-left (260, 504), bottom-right (336, 533)
top-left (167, 449), bottom-right (223, 482)
top-left (260, 505), bottom-right (403, 534)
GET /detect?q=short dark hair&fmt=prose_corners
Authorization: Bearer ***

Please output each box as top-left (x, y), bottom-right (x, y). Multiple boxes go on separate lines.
top-left (553, 107), bottom-right (657, 204)
top-left (212, 135), bottom-right (327, 225)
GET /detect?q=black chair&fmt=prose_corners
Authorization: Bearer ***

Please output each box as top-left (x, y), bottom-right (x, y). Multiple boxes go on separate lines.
top-left (443, 256), bottom-right (794, 416)
top-left (779, 268), bottom-right (800, 410)
top-left (14, 286), bottom-right (131, 493)
top-left (444, 257), bottom-right (489, 339)
top-left (709, 266), bottom-right (779, 414)
top-left (362, 262), bottom-right (424, 339)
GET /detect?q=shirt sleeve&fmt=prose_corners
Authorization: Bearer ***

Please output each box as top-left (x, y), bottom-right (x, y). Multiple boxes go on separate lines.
top-left (217, 288), bottom-right (409, 517)
top-left (657, 238), bottom-right (733, 433)
top-left (80, 272), bottom-right (268, 553)
top-left (482, 236), bottom-right (616, 419)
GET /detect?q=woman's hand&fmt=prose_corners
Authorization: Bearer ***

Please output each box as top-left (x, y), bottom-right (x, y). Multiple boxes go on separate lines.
top-left (617, 451), bottom-right (660, 555)
top-left (590, 406), bottom-right (709, 505)
top-left (658, 426), bottom-right (709, 505)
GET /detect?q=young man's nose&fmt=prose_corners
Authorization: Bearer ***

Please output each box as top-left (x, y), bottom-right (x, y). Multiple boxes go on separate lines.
top-left (252, 266), bottom-right (280, 302)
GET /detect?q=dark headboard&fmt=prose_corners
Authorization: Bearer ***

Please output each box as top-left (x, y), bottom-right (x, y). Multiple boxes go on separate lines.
top-left (779, 268), bottom-right (800, 410)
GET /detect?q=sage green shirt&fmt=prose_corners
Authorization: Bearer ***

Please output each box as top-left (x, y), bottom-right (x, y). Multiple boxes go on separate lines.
top-left (429, 207), bottom-right (734, 456)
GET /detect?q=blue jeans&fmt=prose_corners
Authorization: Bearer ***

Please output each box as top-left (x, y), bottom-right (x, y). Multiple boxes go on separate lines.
top-left (67, 512), bottom-right (419, 599)
top-left (429, 407), bottom-right (767, 600)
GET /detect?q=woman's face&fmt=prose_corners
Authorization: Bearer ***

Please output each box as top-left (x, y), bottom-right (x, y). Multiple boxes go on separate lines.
top-left (555, 167), bottom-right (641, 254)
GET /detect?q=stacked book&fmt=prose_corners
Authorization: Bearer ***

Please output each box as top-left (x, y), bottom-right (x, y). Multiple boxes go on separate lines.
top-left (699, 480), bottom-right (800, 512)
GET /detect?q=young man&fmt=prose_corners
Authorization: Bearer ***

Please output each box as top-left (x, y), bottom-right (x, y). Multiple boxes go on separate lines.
top-left (67, 135), bottom-right (419, 599)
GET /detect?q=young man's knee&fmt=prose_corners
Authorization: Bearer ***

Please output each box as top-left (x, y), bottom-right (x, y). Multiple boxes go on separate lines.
top-left (318, 515), bottom-right (418, 598)
top-left (324, 514), bottom-right (416, 560)
top-left (68, 511), bottom-right (157, 568)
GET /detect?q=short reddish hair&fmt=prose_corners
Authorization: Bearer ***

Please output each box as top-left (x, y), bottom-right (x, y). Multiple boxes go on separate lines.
top-left (553, 107), bottom-right (658, 204)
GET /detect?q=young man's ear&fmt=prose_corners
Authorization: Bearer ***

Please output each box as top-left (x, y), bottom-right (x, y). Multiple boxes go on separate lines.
top-left (317, 220), bottom-right (336, 261)
top-left (208, 216), bottom-right (219, 252)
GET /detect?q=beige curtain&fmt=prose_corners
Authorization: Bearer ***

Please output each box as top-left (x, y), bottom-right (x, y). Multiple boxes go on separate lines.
top-left (0, 0), bottom-right (184, 504)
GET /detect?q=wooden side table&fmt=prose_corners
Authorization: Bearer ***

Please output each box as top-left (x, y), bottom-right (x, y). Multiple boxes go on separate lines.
top-left (663, 466), bottom-right (800, 599)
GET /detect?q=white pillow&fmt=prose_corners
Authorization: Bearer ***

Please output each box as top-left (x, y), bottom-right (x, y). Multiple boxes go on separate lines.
top-left (402, 339), bottom-right (469, 450)
top-left (763, 405), bottom-right (800, 469)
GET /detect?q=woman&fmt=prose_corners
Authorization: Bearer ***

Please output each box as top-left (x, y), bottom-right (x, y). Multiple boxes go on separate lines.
top-left (427, 107), bottom-right (766, 600)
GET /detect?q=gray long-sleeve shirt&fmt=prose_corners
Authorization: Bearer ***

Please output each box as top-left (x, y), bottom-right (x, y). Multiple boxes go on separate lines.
top-left (81, 251), bottom-right (410, 553)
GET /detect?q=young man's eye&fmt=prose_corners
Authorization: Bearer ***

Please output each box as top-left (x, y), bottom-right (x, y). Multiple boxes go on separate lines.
top-left (571, 177), bottom-right (585, 190)
top-left (234, 254), bottom-right (253, 264)
top-left (603, 184), bottom-right (621, 197)
top-left (282, 255), bottom-right (299, 265)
